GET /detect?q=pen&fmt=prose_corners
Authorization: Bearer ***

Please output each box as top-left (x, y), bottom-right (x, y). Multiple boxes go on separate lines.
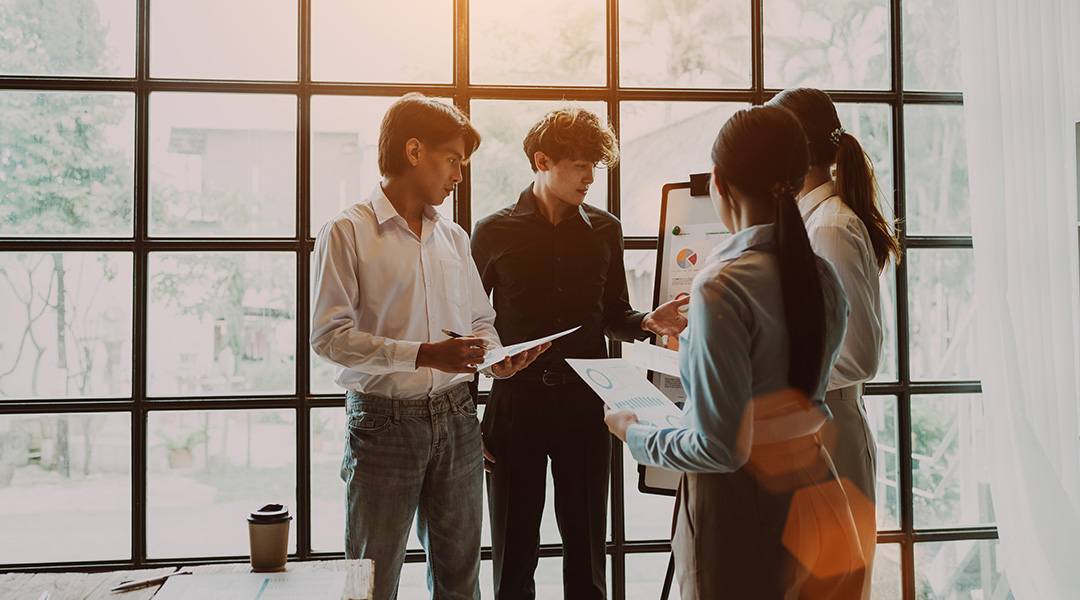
top-left (441, 328), bottom-right (464, 338)
top-left (110, 568), bottom-right (192, 593)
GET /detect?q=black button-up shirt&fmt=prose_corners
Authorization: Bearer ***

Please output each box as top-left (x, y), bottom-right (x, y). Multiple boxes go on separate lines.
top-left (471, 184), bottom-right (649, 377)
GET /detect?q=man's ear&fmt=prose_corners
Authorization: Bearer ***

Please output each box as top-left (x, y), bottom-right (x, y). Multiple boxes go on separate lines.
top-left (534, 151), bottom-right (552, 173)
top-left (405, 138), bottom-right (422, 168)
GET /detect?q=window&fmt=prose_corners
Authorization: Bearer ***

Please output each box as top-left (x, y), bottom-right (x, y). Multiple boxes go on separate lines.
top-left (0, 0), bottom-right (1006, 598)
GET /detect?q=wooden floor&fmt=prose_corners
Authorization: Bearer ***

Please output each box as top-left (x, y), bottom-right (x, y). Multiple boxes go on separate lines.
top-left (0, 558), bottom-right (373, 600)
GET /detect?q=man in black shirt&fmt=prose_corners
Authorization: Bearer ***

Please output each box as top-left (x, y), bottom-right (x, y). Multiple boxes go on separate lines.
top-left (472, 107), bottom-right (688, 600)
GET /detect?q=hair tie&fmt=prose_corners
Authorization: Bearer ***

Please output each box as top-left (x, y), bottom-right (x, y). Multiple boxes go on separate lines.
top-left (829, 126), bottom-right (845, 147)
top-left (770, 180), bottom-right (795, 200)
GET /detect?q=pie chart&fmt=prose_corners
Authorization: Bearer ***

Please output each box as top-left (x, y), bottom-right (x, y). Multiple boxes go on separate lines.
top-left (676, 248), bottom-right (697, 269)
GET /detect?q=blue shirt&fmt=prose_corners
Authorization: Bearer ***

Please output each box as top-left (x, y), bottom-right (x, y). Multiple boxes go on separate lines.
top-left (625, 223), bottom-right (849, 473)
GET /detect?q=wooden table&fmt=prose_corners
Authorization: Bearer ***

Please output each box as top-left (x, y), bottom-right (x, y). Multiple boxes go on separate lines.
top-left (0, 558), bottom-right (373, 600)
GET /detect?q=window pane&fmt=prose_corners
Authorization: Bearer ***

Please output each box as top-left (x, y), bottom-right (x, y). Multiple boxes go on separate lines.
top-left (871, 543), bottom-right (903, 600)
top-left (912, 394), bottom-right (996, 528)
top-left (874, 266), bottom-right (899, 383)
top-left (311, 96), bottom-right (388, 236)
top-left (0, 413), bottom-right (131, 563)
top-left (470, 0), bottom-right (605, 86)
top-left (150, 0), bottom-right (296, 80)
top-left (397, 556), bottom-right (612, 600)
top-left (763, 0), bottom-right (890, 90)
top-left (147, 409), bottom-right (296, 558)
top-left (469, 100), bottom-right (608, 230)
top-left (0, 0), bottom-right (135, 77)
top-left (904, 105), bottom-right (970, 235)
top-left (311, 406), bottom-right (346, 552)
top-left (620, 102), bottom-right (744, 237)
top-left (618, 0), bottom-right (750, 88)
top-left (148, 252), bottom-right (296, 397)
top-left (903, 0), bottom-right (962, 92)
top-left (908, 249), bottom-right (977, 381)
top-left (312, 0), bottom-right (451, 83)
top-left (915, 540), bottom-right (1013, 599)
top-left (0, 253), bottom-right (132, 400)
top-left (864, 395), bottom-right (900, 530)
top-left (150, 93), bottom-right (296, 237)
top-left (622, 442), bottom-right (676, 541)
top-left (0, 92), bottom-right (135, 237)
top-left (625, 552), bottom-right (680, 600)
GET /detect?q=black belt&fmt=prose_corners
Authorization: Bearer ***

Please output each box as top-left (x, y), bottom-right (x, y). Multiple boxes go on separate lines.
top-left (516, 369), bottom-right (579, 386)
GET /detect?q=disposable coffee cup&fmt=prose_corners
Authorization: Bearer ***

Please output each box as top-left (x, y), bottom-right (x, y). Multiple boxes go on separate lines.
top-left (248, 503), bottom-right (291, 572)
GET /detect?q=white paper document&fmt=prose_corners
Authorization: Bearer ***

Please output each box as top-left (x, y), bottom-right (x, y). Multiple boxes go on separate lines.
top-left (631, 340), bottom-right (681, 377)
top-left (565, 358), bottom-right (684, 429)
top-left (152, 572), bottom-right (347, 600)
top-left (478, 325), bottom-right (581, 370)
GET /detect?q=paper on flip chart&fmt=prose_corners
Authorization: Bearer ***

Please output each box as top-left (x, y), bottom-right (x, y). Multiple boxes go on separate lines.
top-left (152, 572), bottom-right (347, 600)
top-left (477, 325), bottom-right (581, 370)
top-left (565, 358), bottom-right (684, 429)
top-left (631, 340), bottom-right (681, 377)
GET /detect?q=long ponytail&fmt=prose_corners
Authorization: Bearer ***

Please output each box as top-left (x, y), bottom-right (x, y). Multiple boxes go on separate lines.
top-left (713, 107), bottom-right (826, 398)
top-left (834, 131), bottom-right (901, 271)
top-left (768, 87), bottom-right (900, 272)
top-left (773, 183), bottom-right (827, 398)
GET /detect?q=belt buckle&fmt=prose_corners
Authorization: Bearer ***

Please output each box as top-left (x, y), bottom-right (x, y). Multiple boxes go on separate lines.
top-left (541, 371), bottom-right (561, 386)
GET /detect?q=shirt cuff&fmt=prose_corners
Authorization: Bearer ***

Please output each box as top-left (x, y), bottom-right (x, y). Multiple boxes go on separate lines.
top-left (633, 312), bottom-right (652, 340)
top-left (624, 423), bottom-right (657, 466)
top-left (394, 341), bottom-right (422, 372)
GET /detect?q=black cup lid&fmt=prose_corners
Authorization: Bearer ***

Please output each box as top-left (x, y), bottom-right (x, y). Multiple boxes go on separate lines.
top-left (249, 503), bottom-right (291, 524)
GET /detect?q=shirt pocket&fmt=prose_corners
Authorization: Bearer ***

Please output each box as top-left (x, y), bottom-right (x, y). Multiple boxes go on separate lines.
top-left (440, 259), bottom-right (470, 307)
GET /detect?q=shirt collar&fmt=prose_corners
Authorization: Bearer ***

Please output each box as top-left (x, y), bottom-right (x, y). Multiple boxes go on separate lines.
top-left (712, 223), bottom-right (777, 263)
top-left (371, 185), bottom-right (440, 226)
top-left (797, 180), bottom-right (837, 220)
top-left (510, 183), bottom-right (593, 229)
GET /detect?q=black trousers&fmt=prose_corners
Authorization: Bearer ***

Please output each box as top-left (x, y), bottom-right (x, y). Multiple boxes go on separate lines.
top-left (484, 377), bottom-right (610, 600)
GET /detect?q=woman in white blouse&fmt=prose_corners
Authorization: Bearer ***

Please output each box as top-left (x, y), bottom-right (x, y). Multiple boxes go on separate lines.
top-left (606, 106), bottom-right (864, 598)
top-left (769, 87), bottom-right (902, 599)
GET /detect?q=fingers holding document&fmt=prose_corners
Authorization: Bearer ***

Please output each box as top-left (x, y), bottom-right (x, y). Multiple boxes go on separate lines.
top-left (416, 337), bottom-right (490, 373)
top-left (489, 342), bottom-right (551, 378)
top-left (604, 405), bottom-right (640, 443)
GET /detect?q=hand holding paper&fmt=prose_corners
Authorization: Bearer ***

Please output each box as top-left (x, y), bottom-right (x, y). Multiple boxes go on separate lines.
top-left (478, 326), bottom-right (581, 370)
top-left (566, 358), bottom-right (683, 431)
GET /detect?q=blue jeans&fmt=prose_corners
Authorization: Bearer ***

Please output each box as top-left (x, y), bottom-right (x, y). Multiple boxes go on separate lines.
top-left (341, 383), bottom-right (482, 600)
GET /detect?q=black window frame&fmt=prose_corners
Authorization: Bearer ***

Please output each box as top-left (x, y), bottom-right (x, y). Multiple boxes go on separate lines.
top-left (0, 1), bottom-right (992, 598)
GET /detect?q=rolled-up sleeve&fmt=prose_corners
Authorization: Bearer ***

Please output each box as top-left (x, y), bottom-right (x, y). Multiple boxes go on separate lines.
top-left (310, 220), bottom-right (421, 374)
top-left (626, 272), bottom-right (753, 473)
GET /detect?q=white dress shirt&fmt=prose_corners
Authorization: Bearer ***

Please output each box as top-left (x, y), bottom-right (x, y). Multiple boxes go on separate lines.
top-left (799, 181), bottom-right (883, 390)
top-left (310, 185), bottom-right (501, 399)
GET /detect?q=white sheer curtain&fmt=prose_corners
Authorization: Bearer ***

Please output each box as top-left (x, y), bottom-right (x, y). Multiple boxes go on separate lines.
top-left (958, 1), bottom-right (1080, 598)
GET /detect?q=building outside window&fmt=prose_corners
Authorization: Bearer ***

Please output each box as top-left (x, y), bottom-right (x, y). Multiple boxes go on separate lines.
top-left (0, 0), bottom-right (1005, 598)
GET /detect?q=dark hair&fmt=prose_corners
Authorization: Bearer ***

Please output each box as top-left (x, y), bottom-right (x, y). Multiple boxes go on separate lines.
top-left (378, 93), bottom-right (481, 176)
top-left (712, 105), bottom-right (825, 398)
top-left (522, 107), bottom-right (619, 172)
top-left (767, 87), bottom-right (901, 272)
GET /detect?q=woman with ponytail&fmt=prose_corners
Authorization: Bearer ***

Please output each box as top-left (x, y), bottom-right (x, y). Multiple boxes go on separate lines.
top-left (768, 87), bottom-right (901, 599)
top-left (605, 106), bottom-right (864, 598)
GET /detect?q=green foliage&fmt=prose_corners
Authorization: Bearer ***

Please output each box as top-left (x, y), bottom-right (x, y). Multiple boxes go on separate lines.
top-left (0, 0), bottom-right (132, 236)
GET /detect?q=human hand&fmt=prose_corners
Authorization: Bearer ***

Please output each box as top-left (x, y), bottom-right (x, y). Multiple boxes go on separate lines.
top-left (415, 337), bottom-right (489, 373)
top-left (604, 406), bottom-right (640, 442)
top-left (642, 296), bottom-right (690, 337)
top-left (489, 342), bottom-right (551, 378)
top-left (482, 436), bottom-right (495, 473)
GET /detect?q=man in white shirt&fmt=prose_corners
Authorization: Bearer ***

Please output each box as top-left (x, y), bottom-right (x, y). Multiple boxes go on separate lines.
top-left (311, 93), bottom-right (546, 600)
